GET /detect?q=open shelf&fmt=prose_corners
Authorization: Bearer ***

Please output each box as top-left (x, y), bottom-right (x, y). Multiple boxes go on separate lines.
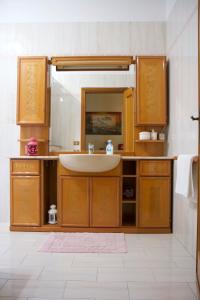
top-left (43, 160), bottom-right (57, 225)
top-left (122, 202), bottom-right (136, 226)
top-left (123, 160), bottom-right (136, 175)
top-left (123, 177), bottom-right (136, 201)
top-left (135, 140), bottom-right (165, 143)
top-left (123, 200), bottom-right (136, 203)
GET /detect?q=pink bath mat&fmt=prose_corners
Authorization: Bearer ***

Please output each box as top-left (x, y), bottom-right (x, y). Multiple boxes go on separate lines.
top-left (39, 232), bottom-right (127, 253)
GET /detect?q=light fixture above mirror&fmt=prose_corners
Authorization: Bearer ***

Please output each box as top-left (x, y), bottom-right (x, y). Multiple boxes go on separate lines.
top-left (51, 56), bottom-right (135, 71)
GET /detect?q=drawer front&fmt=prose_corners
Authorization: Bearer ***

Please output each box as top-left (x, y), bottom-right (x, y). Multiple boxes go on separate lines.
top-left (139, 160), bottom-right (171, 176)
top-left (11, 160), bottom-right (40, 175)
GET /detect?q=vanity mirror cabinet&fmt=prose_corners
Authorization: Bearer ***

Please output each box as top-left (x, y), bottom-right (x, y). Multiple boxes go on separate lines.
top-left (16, 55), bottom-right (167, 156)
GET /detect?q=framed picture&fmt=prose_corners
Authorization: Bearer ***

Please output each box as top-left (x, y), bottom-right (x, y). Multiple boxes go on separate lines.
top-left (86, 112), bottom-right (122, 135)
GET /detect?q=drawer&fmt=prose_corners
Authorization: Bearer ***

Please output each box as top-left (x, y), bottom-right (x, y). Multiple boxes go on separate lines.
top-left (139, 160), bottom-right (171, 176)
top-left (11, 160), bottom-right (40, 175)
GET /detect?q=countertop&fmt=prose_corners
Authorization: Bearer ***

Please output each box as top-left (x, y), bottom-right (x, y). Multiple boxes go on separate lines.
top-left (10, 156), bottom-right (59, 160)
top-left (10, 155), bottom-right (175, 160)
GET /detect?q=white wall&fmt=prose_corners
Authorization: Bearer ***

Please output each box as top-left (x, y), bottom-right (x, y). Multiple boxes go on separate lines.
top-left (166, 0), bottom-right (198, 256)
top-left (0, 21), bottom-right (165, 223)
top-left (0, 0), bottom-right (167, 23)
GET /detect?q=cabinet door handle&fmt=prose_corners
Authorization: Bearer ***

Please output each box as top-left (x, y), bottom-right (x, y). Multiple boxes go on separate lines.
top-left (191, 116), bottom-right (199, 121)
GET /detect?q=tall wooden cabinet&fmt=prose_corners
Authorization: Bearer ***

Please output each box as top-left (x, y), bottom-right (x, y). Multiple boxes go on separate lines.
top-left (17, 57), bottom-right (50, 155)
top-left (17, 57), bottom-right (49, 125)
top-left (136, 56), bottom-right (167, 126)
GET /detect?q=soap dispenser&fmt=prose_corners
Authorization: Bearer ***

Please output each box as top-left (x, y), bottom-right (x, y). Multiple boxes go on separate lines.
top-left (106, 140), bottom-right (113, 155)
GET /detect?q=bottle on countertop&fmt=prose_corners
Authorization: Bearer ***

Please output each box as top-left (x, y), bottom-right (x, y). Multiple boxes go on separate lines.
top-left (106, 140), bottom-right (113, 155)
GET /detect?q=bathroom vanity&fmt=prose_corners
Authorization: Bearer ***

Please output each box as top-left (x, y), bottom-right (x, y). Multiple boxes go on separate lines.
top-left (10, 156), bottom-right (173, 233)
top-left (10, 54), bottom-right (173, 233)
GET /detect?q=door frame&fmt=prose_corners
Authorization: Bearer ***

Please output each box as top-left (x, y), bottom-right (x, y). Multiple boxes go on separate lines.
top-left (197, 0), bottom-right (200, 287)
top-left (81, 87), bottom-right (128, 151)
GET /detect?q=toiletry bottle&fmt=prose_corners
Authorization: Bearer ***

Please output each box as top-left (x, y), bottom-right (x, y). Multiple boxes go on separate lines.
top-left (106, 140), bottom-right (113, 155)
top-left (151, 129), bottom-right (157, 140)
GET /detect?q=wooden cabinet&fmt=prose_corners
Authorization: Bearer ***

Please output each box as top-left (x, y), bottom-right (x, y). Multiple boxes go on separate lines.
top-left (11, 176), bottom-right (40, 226)
top-left (91, 177), bottom-right (120, 227)
top-left (17, 57), bottom-right (49, 125)
top-left (139, 177), bottom-right (170, 228)
top-left (139, 160), bottom-right (171, 176)
top-left (60, 175), bottom-right (120, 228)
top-left (138, 160), bottom-right (171, 229)
top-left (10, 159), bottom-right (41, 226)
top-left (136, 56), bottom-right (167, 125)
top-left (60, 177), bottom-right (90, 227)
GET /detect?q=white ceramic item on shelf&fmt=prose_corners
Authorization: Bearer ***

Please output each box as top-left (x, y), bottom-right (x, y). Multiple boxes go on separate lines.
top-left (139, 131), bottom-right (151, 140)
top-left (48, 204), bottom-right (57, 224)
top-left (159, 133), bottom-right (165, 140)
top-left (150, 129), bottom-right (158, 140)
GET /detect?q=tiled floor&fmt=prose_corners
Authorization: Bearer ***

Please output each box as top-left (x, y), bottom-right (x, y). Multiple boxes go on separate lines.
top-left (0, 231), bottom-right (198, 299)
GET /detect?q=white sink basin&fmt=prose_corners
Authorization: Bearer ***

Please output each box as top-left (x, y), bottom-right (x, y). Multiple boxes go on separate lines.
top-left (59, 154), bottom-right (121, 173)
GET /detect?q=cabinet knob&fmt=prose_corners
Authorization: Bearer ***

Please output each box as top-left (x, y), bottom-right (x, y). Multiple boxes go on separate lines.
top-left (191, 116), bottom-right (199, 121)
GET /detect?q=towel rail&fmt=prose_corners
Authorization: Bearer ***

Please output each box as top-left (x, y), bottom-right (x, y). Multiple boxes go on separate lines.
top-left (173, 156), bottom-right (198, 162)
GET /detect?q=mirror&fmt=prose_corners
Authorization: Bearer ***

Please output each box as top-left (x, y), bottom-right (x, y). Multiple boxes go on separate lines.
top-left (50, 65), bottom-right (135, 152)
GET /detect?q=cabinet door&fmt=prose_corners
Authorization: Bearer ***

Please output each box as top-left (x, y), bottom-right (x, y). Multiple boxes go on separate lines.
top-left (136, 56), bottom-right (167, 125)
top-left (61, 177), bottom-right (89, 227)
top-left (17, 57), bottom-right (48, 125)
top-left (11, 176), bottom-right (40, 226)
top-left (91, 177), bottom-right (120, 227)
top-left (139, 177), bottom-right (170, 228)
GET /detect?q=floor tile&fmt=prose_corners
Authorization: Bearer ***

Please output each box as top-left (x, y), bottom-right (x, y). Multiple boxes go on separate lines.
top-left (39, 267), bottom-right (97, 281)
top-left (152, 267), bottom-right (196, 282)
top-left (0, 280), bottom-right (65, 297)
top-left (128, 282), bottom-right (198, 300)
top-left (64, 281), bottom-right (129, 299)
top-left (98, 267), bottom-right (154, 282)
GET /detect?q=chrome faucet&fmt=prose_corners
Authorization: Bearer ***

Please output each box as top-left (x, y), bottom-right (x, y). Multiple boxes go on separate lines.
top-left (88, 143), bottom-right (94, 154)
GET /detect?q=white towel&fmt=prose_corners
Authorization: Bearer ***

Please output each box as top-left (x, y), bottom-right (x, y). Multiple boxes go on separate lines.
top-left (175, 154), bottom-right (196, 198)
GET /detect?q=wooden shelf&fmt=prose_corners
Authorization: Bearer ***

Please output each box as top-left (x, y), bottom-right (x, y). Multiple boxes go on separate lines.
top-left (18, 139), bottom-right (49, 142)
top-left (135, 140), bottom-right (165, 143)
top-left (122, 175), bottom-right (137, 178)
top-left (123, 200), bottom-right (136, 203)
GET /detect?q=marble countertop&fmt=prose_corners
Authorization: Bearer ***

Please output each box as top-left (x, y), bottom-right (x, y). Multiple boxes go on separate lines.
top-left (10, 155), bottom-right (175, 160)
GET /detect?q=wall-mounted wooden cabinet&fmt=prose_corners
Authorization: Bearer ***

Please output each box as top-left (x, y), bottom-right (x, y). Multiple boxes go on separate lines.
top-left (17, 57), bottom-right (49, 125)
top-left (136, 56), bottom-right (167, 126)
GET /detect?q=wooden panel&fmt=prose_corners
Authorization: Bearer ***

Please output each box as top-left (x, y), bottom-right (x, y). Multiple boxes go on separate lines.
top-left (17, 57), bottom-right (48, 125)
top-left (58, 161), bottom-right (122, 177)
top-left (11, 160), bottom-right (40, 175)
top-left (11, 176), bottom-right (40, 226)
top-left (136, 56), bottom-right (167, 125)
top-left (139, 160), bottom-right (171, 176)
top-left (139, 177), bottom-right (171, 228)
top-left (60, 177), bottom-right (90, 227)
top-left (91, 177), bottom-right (120, 227)
top-left (123, 88), bottom-right (135, 152)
